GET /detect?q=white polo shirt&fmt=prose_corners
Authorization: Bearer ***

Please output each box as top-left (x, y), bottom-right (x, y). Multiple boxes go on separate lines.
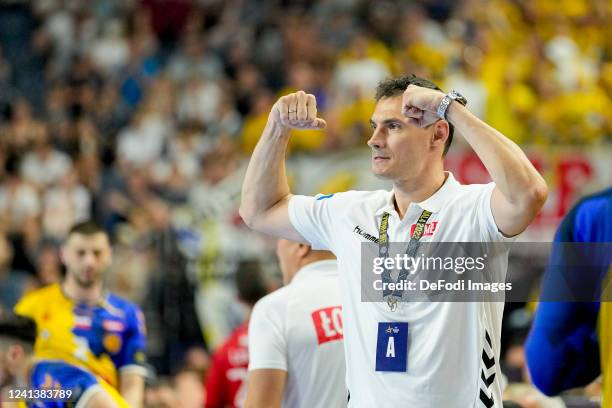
top-left (288, 172), bottom-right (512, 408)
top-left (248, 260), bottom-right (347, 408)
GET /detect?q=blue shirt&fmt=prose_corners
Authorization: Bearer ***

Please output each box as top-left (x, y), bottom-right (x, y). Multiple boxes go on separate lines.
top-left (526, 187), bottom-right (612, 395)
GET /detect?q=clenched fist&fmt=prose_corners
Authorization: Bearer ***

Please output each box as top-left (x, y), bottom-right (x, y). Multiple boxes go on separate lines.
top-left (401, 84), bottom-right (445, 128)
top-left (269, 90), bottom-right (327, 130)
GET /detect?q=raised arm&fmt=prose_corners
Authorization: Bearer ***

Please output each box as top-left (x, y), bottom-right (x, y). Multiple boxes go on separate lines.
top-left (402, 85), bottom-right (548, 237)
top-left (239, 91), bottom-right (326, 241)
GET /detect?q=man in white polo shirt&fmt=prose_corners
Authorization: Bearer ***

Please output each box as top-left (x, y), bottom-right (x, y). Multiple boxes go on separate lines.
top-left (239, 74), bottom-right (547, 407)
top-left (245, 239), bottom-right (345, 408)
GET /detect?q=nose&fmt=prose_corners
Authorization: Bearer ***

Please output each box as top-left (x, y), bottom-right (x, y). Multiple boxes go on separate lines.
top-left (367, 127), bottom-right (385, 150)
top-left (82, 251), bottom-right (96, 267)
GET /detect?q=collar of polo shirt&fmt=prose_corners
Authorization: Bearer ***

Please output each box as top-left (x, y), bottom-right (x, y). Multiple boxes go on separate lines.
top-left (375, 171), bottom-right (461, 216)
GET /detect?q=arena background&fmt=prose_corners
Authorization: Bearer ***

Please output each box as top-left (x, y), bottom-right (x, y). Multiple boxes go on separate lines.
top-left (0, 0), bottom-right (609, 406)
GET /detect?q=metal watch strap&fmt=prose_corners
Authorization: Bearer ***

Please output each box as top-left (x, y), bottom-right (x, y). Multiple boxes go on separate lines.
top-left (436, 94), bottom-right (452, 120)
top-left (436, 90), bottom-right (465, 120)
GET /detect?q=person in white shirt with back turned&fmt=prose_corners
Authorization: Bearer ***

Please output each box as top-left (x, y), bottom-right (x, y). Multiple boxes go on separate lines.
top-left (239, 74), bottom-right (548, 408)
top-left (245, 239), bottom-right (346, 408)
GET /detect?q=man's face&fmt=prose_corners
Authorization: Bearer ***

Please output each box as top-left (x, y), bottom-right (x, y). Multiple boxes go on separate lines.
top-left (368, 95), bottom-right (439, 181)
top-left (0, 343), bottom-right (24, 387)
top-left (61, 233), bottom-right (112, 288)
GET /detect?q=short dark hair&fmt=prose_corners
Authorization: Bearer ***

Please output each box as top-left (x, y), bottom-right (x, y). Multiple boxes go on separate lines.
top-left (235, 260), bottom-right (268, 307)
top-left (375, 74), bottom-right (454, 156)
top-left (0, 313), bottom-right (37, 347)
top-left (68, 220), bottom-right (106, 237)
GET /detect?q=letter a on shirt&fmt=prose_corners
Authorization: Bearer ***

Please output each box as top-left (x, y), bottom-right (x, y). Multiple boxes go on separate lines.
top-left (376, 322), bottom-right (408, 372)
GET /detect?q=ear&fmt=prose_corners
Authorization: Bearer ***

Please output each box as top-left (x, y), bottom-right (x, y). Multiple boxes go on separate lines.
top-left (431, 120), bottom-right (449, 151)
top-left (59, 246), bottom-right (67, 265)
top-left (7, 344), bottom-right (25, 364)
top-left (296, 243), bottom-right (311, 259)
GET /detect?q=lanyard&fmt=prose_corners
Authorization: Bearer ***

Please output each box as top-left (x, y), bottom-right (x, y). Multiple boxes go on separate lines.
top-left (378, 209), bottom-right (432, 311)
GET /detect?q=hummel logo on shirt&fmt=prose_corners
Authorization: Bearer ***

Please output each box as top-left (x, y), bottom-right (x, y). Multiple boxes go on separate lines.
top-left (353, 225), bottom-right (379, 243)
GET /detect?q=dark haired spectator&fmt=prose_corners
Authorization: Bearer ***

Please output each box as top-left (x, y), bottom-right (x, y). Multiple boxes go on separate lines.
top-left (0, 234), bottom-right (34, 312)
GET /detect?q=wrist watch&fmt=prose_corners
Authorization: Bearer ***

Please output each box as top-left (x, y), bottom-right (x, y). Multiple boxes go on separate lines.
top-left (436, 90), bottom-right (468, 120)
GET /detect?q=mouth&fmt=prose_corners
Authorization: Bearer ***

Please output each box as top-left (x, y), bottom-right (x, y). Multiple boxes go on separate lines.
top-left (373, 156), bottom-right (390, 163)
top-left (82, 267), bottom-right (97, 277)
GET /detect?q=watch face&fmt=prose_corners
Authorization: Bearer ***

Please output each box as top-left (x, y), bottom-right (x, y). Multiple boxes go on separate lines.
top-left (450, 90), bottom-right (468, 106)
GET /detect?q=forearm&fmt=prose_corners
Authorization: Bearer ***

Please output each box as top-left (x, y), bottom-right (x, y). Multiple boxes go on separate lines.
top-left (447, 103), bottom-right (547, 205)
top-left (121, 390), bottom-right (143, 408)
top-left (240, 119), bottom-right (292, 226)
top-left (525, 303), bottom-right (600, 395)
top-left (245, 369), bottom-right (286, 408)
top-left (119, 375), bottom-right (144, 408)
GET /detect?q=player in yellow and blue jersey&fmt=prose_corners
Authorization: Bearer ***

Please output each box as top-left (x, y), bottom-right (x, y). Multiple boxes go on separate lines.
top-left (14, 221), bottom-right (147, 408)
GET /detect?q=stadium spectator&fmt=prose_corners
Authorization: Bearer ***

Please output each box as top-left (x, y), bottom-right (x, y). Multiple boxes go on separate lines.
top-left (116, 108), bottom-right (168, 169)
top-left (0, 235), bottom-right (34, 312)
top-left (89, 19), bottom-right (130, 76)
top-left (245, 241), bottom-right (344, 408)
top-left (20, 123), bottom-right (72, 189)
top-left (41, 168), bottom-right (92, 239)
top-left (139, 200), bottom-right (206, 376)
top-left (175, 368), bottom-right (206, 408)
top-left (0, 156), bottom-right (41, 239)
top-left (34, 239), bottom-right (63, 286)
top-left (1, 99), bottom-right (40, 157)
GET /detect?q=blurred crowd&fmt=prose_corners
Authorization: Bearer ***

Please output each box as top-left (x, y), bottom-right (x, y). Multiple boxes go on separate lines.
top-left (0, 0), bottom-right (609, 406)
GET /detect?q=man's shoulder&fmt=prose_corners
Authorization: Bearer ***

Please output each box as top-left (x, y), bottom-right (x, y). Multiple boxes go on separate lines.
top-left (26, 283), bottom-right (61, 298)
top-left (563, 187), bottom-right (612, 242)
top-left (308, 189), bottom-right (389, 207)
top-left (315, 189), bottom-right (387, 198)
top-left (444, 181), bottom-right (495, 206)
top-left (15, 283), bottom-right (60, 308)
top-left (574, 187), bottom-right (612, 217)
top-left (454, 181), bottom-right (494, 193)
top-left (250, 287), bottom-right (290, 335)
top-left (104, 293), bottom-right (143, 320)
top-left (215, 323), bottom-right (249, 357)
top-left (254, 285), bottom-right (291, 312)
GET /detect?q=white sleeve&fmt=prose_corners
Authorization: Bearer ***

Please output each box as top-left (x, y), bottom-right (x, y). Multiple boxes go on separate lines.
top-left (248, 296), bottom-right (288, 371)
top-left (476, 183), bottom-right (517, 243)
top-left (288, 192), bottom-right (352, 251)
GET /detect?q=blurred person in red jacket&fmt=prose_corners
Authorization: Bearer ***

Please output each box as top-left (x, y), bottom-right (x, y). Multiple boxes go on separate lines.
top-left (204, 260), bottom-right (269, 408)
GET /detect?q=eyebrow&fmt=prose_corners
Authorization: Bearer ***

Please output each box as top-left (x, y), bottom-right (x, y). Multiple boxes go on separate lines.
top-left (370, 118), bottom-right (403, 127)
